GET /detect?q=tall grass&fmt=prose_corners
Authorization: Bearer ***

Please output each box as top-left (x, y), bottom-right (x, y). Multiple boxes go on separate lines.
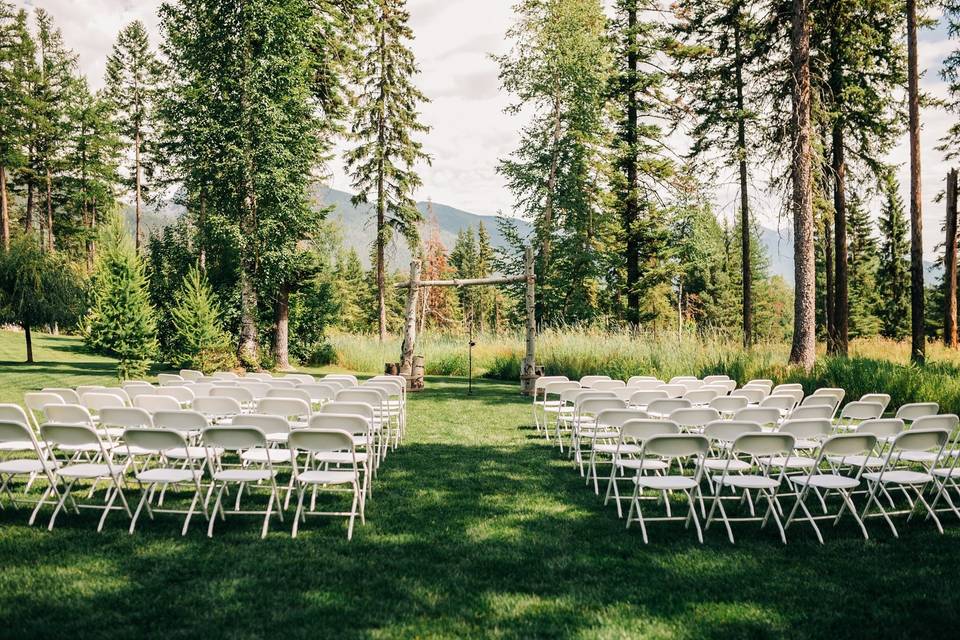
top-left (329, 328), bottom-right (960, 414)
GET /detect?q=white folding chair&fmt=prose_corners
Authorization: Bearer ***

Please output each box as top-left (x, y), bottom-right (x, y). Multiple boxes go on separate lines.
top-left (134, 395), bottom-right (183, 415)
top-left (895, 402), bottom-right (939, 423)
top-left (593, 379), bottom-right (626, 391)
top-left (760, 394), bottom-right (798, 416)
top-left (42, 388), bottom-right (80, 404)
top-left (813, 387), bottom-right (845, 404)
top-left (626, 434), bottom-right (710, 543)
top-left (655, 384), bottom-right (686, 399)
top-left (541, 381), bottom-right (581, 442)
top-left (317, 405), bottom-right (377, 475)
top-left (668, 407), bottom-right (720, 433)
top-left (37, 423), bottom-right (131, 532)
top-left (860, 393), bottom-right (891, 414)
top-left (266, 388), bottom-right (312, 404)
top-left (580, 375), bottom-right (612, 388)
top-left (709, 395), bottom-right (748, 418)
top-left (705, 432), bottom-right (796, 544)
top-left (157, 373), bottom-right (184, 385)
top-left (789, 405), bottom-right (834, 421)
top-left (123, 427), bottom-right (208, 535)
top-left (646, 398), bottom-right (692, 420)
top-left (860, 428), bottom-right (950, 537)
top-left (212, 371), bottom-right (240, 380)
top-left (203, 425), bottom-right (284, 538)
top-left (702, 375), bottom-right (730, 385)
top-left (584, 408), bottom-right (648, 494)
top-left (289, 428), bottom-right (364, 539)
top-left (835, 401), bottom-right (885, 432)
top-left (257, 397), bottom-right (312, 429)
top-left (684, 389), bottom-right (720, 407)
top-left (324, 374), bottom-right (358, 387)
top-left (783, 433), bottom-right (878, 542)
top-left (604, 419), bottom-right (679, 518)
top-left (193, 396), bottom-right (242, 424)
top-left (0, 404), bottom-right (45, 455)
top-left (571, 398), bottom-right (627, 478)
top-left (283, 374), bottom-right (315, 384)
top-left (800, 394), bottom-right (841, 417)
top-left (24, 392), bottom-right (64, 431)
top-left (161, 385), bottom-right (196, 407)
top-left (245, 372), bottom-right (274, 381)
top-left (124, 386), bottom-right (156, 402)
top-left (0, 419), bottom-right (57, 517)
top-left (730, 387), bottom-right (766, 404)
top-left (299, 384), bottom-right (337, 409)
top-left (628, 390), bottom-right (669, 410)
top-left (627, 376), bottom-right (662, 388)
top-left (732, 406), bottom-right (782, 430)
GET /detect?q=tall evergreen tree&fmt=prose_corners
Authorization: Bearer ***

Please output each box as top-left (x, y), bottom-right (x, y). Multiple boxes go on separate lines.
top-left (104, 21), bottom-right (160, 252)
top-left (0, 4), bottom-right (32, 250)
top-left (845, 196), bottom-right (881, 337)
top-left (344, 0), bottom-right (430, 342)
top-left (876, 172), bottom-right (910, 339)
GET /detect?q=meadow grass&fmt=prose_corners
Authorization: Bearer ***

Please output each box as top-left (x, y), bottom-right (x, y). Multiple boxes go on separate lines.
top-left (0, 330), bottom-right (960, 637)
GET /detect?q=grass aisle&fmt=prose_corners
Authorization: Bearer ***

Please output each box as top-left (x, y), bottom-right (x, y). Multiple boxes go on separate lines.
top-left (0, 369), bottom-right (959, 637)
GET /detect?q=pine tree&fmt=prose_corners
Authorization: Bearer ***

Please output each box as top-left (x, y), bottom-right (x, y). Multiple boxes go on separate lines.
top-left (330, 247), bottom-right (367, 332)
top-left (876, 172), bottom-right (910, 339)
top-left (845, 196), bottom-right (881, 337)
top-left (85, 217), bottom-right (157, 379)
top-left (0, 4), bottom-right (32, 250)
top-left (104, 21), bottom-right (160, 252)
top-left (344, 0), bottom-right (430, 342)
top-left (169, 264), bottom-right (236, 373)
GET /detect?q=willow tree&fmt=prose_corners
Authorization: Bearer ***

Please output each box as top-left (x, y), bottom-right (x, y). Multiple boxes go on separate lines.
top-left (105, 20), bottom-right (160, 252)
top-left (345, 0), bottom-right (430, 342)
top-left (674, 0), bottom-right (763, 346)
top-left (496, 0), bottom-right (612, 325)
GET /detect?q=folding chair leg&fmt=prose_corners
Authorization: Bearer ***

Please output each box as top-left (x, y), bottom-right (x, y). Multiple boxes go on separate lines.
top-left (129, 486), bottom-right (152, 534)
top-left (292, 484), bottom-right (306, 538)
top-left (47, 479), bottom-right (76, 531)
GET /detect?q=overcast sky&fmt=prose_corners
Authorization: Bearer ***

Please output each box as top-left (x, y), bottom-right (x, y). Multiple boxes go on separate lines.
top-left (14, 0), bottom-right (960, 259)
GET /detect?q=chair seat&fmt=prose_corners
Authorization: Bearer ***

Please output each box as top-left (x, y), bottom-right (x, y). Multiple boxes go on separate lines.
top-left (266, 433), bottom-right (289, 443)
top-left (758, 455), bottom-right (816, 468)
top-left (580, 430), bottom-right (619, 441)
top-left (634, 475), bottom-right (698, 491)
top-left (137, 468), bottom-right (202, 483)
top-left (793, 438), bottom-right (822, 450)
top-left (896, 451), bottom-right (938, 464)
top-left (313, 451), bottom-right (368, 464)
top-left (167, 446), bottom-right (219, 460)
top-left (98, 427), bottom-right (125, 439)
top-left (863, 470), bottom-right (933, 485)
top-left (0, 458), bottom-right (52, 474)
top-left (701, 458), bottom-right (751, 472)
top-left (296, 470), bottom-right (357, 485)
top-left (933, 467), bottom-right (960, 478)
top-left (117, 445), bottom-right (155, 457)
top-left (57, 463), bottom-right (122, 479)
top-left (787, 474), bottom-right (859, 490)
top-left (615, 457), bottom-right (669, 471)
top-left (213, 469), bottom-right (275, 482)
top-left (827, 454), bottom-right (886, 468)
top-left (594, 443), bottom-right (641, 455)
top-left (351, 435), bottom-right (371, 447)
top-left (0, 441), bottom-right (41, 452)
top-left (716, 475), bottom-right (779, 490)
top-left (240, 448), bottom-right (293, 463)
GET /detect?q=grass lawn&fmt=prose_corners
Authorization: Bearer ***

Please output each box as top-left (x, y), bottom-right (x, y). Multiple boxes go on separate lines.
top-left (0, 330), bottom-right (958, 638)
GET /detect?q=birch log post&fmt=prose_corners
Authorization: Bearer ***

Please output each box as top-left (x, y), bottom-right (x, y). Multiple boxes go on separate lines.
top-left (400, 259), bottom-right (421, 376)
top-left (521, 246), bottom-right (537, 396)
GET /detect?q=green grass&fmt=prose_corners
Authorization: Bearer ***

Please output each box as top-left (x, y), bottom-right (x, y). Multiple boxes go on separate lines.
top-left (1, 329), bottom-right (960, 638)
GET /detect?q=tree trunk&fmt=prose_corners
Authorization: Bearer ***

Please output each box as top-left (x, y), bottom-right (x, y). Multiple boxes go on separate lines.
top-left (624, 3), bottom-right (640, 327)
top-left (945, 168), bottom-right (958, 347)
top-left (198, 189), bottom-right (207, 270)
top-left (376, 180), bottom-right (387, 342)
top-left (735, 16), bottom-right (752, 348)
top-left (45, 168), bottom-right (54, 252)
top-left (23, 322), bottom-right (33, 364)
top-left (400, 260), bottom-right (421, 374)
top-left (273, 283), bottom-right (291, 370)
top-left (788, 0), bottom-right (816, 370)
top-left (0, 165), bottom-right (9, 251)
top-left (831, 123), bottom-right (849, 356)
top-left (134, 129), bottom-right (142, 252)
top-left (825, 212), bottom-right (835, 341)
top-left (521, 246), bottom-right (537, 396)
top-left (907, 0), bottom-right (925, 364)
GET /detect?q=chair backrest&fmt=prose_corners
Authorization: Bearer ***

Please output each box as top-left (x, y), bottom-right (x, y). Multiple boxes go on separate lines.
top-left (895, 402), bottom-right (939, 422)
top-left (643, 433), bottom-right (710, 458)
top-left (43, 403), bottom-right (94, 426)
top-left (40, 423), bottom-right (103, 448)
top-left (324, 374), bottom-right (358, 387)
top-left (679, 380), bottom-right (704, 391)
top-left (813, 387), bottom-right (845, 403)
top-left (283, 374), bottom-right (316, 384)
top-left (99, 407), bottom-right (153, 429)
top-left (535, 376), bottom-right (569, 393)
top-left (595, 408), bottom-right (648, 428)
top-left (817, 433), bottom-right (878, 459)
top-left (911, 414), bottom-right (960, 433)
top-left (629, 390), bottom-right (669, 407)
top-left (153, 410), bottom-right (208, 433)
top-left (577, 397), bottom-right (626, 416)
top-left (732, 432), bottom-right (794, 456)
top-left (702, 375), bottom-right (731, 384)
top-left (98, 388), bottom-right (131, 404)
top-left (320, 401), bottom-right (374, 421)
top-left (777, 418), bottom-right (831, 440)
top-left (75, 385), bottom-right (106, 395)
top-left (647, 398), bottom-right (692, 416)
top-left (266, 388), bottom-right (313, 404)
top-left (363, 381), bottom-right (402, 399)
top-left (0, 404), bottom-right (31, 427)
top-left (212, 371), bottom-right (240, 380)
top-left (853, 418), bottom-right (904, 439)
top-left (838, 401), bottom-right (884, 422)
top-left (788, 404), bottom-right (834, 421)
top-left (24, 392), bottom-right (64, 428)
top-left (202, 425), bottom-right (265, 450)
top-left (745, 378), bottom-right (774, 388)
top-left (256, 397), bottom-right (311, 421)
top-left (211, 386), bottom-right (254, 404)
top-left (569, 390), bottom-right (616, 407)
top-left (81, 392), bottom-right (125, 413)
top-left (42, 388), bottom-right (81, 404)
top-left (0, 419), bottom-right (43, 453)
top-left (162, 386), bottom-right (195, 405)
top-left (733, 406), bottom-right (782, 427)
top-left (245, 372), bottom-right (274, 381)
top-left (289, 428), bottom-right (354, 455)
top-left (123, 427), bottom-right (189, 453)
top-left (189, 382), bottom-right (214, 398)
top-left (655, 384), bottom-right (686, 399)
top-left (801, 394), bottom-right (839, 409)
top-left (125, 385), bottom-right (157, 400)
top-left (760, 394), bottom-right (796, 412)
top-left (580, 375), bottom-right (612, 388)
top-left (134, 395), bottom-right (182, 414)
top-left (624, 379), bottom-right (665, 391)
top-left (669, 376), bottom-right (698, 384)
top-left (308, 413), bottom-right (370, 436)
top-left (544, 381), bottom-right (581, 398)
top-left (236, 380), bottom-right (271, 399)
top-left (232, 413), bottom-right (290, 437)
top-left (704, 419), bottom-right (762, 442)
top-left (711, 380), bottom-right (738, 394)
top-left (891, 428), bottom-right (949, 454)
top-left (156, 373), bottom-right (184, 385)
top-left (684, 389), bottom-right (720, 405)
top-left (192, 396), bottom-right (242, 418)
top-left (731, 388), bottom-right (766, 404)
top-left (709, 396), bottom-right (748, 414)
top-left (620, 418), bottom-right (680, 440)
top-left (336, 388), bottom-right (384, 408)
top-left (179, 369), bottom-right (204, 380)
top-left (668, 407), bottom-right (720, 429)
top-left (859, 393), bottom-right (891, 413)
top-left (266, 378), bottom-right (297, 389)
top-left (772, 383), bottom-right (803, 395)
top-left (297, 384), bottom-right (337, 403)
top-left (626, 375), bottom-right (661, 385)
top-left (592, 379), bottom-right (626, 390)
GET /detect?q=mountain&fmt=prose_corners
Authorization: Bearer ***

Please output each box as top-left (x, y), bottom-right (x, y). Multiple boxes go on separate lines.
top-left (315, 186), bottom-right (532, 269)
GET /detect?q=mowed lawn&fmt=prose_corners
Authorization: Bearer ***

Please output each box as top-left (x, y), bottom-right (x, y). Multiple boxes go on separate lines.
top-left (0, 330), bottom-right (958, 638)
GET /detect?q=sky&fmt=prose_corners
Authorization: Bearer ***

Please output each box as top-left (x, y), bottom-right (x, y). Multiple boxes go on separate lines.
top-left (14, 0), bottom-right (960, 260)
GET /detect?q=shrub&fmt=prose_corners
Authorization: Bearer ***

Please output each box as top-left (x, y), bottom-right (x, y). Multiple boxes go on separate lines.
top-left (168, 265), bottom-right (237, 374)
